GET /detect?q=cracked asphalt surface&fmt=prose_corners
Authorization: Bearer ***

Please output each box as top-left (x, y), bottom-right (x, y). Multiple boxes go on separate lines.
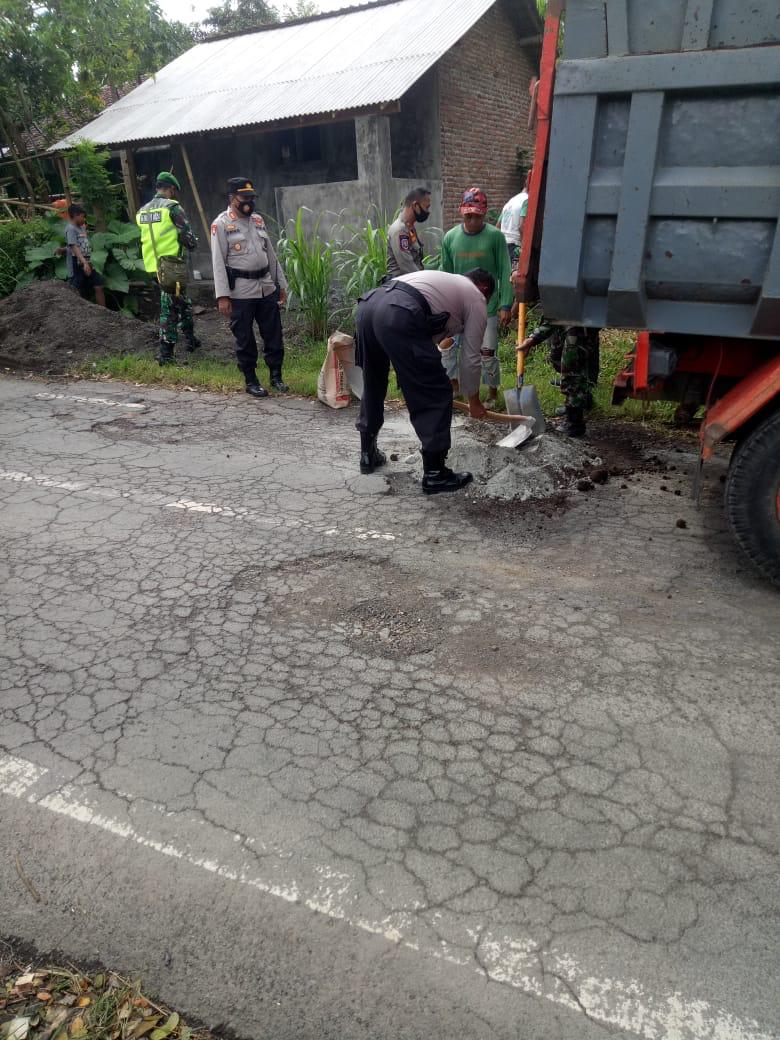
top-left (1, 375), bottom-right (778, 1040)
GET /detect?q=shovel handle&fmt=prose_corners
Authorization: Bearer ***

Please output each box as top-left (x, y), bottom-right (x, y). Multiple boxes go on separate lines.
top-left (516, 302), bottom-right (527, 387)
top-left (452, 400), bottom-right (532, 424)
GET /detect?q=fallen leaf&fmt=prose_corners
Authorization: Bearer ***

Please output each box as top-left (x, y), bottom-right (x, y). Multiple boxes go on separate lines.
top-left (118, 1001), bottom-right (133, 1021)
top-left (70, 1015), bottom-right (86, 1037)
top-left (2, 1018), bottom-right (30, 1040)
top-left (93, 974), bottom-right (105, 989)
top-left (150, 1012), bottom-right (179, 1039)
top-left (77, 997), bottom-right (91, 1008)
top-left (58, 993), bottom-right (77, 1007)
top-left (133, 997), bottom-right (150, 1008)
top-left (38, 1006), bottom-right (68, 1040)
top-left (36, 991), bottom-right (52, 1002)
top-left (128, 1018), bottom-right (161, 1039)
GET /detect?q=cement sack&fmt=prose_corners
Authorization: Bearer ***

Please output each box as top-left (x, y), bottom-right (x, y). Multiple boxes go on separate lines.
top-left (317, 331), bottom-right (364, 408)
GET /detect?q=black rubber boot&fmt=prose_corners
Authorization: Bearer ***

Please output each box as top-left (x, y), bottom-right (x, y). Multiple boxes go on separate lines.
top-left (559, 405), bottom-right (586, 438)
top-left (246, 382), bottom-right (269, 399)
top-left (158, 340), bottom-right (175, 366)
top-left (270, 370), bottom-right (289, 393)
top-left (421, 451), bottom-right (473, 495)
top-left (360, 433), bottom-right (387, 474)
top-left (185, 334), bottom-right (201, 354)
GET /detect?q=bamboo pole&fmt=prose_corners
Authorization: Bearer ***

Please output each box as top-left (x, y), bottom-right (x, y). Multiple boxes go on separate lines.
top-left (119, 148), bottom-right (140, 218)
top-left (179, 141), bottom-right (210, 240)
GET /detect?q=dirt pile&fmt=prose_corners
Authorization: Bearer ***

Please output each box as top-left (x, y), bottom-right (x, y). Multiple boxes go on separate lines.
top-left (381, 412), bottom-right (604, 502)
top-left (0, 280), bottom-right (156, 372)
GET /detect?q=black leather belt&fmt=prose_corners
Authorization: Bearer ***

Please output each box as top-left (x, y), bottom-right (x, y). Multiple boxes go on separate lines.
top-left (226, 265), bottom-right (269, 290)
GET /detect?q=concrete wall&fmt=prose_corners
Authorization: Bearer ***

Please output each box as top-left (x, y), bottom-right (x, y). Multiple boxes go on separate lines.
top-left (276, 99), bottom-right (443, 250)
top-left (437, 0), bottom-right (539, 228)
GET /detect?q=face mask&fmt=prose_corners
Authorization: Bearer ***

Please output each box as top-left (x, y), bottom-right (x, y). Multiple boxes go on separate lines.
top-left (415, 206), bottom-right (430, 223)
top-left (237, 199), bottom-right (255, 215)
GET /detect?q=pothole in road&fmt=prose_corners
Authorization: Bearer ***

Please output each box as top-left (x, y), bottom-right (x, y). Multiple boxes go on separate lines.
top-left (236, 553), bottom-right (515, 665)
top-left (91, 416), bottom-right (228, 445)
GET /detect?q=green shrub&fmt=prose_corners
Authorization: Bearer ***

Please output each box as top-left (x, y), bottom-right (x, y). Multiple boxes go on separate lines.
top-left (19, 217), bottom-right (148, 308)
top-left (0, 217), bottom-right (53, 297)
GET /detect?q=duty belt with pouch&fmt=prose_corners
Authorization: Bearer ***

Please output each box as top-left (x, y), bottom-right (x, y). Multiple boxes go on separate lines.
top-left (385, 279), bottom-right (450, 336)
top-left (226, 264), bottom-right (270, 291)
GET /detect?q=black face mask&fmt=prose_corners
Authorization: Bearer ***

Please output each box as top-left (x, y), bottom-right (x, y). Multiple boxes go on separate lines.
top-left (237, 199), bottom-right (255, 216)
top-left (415, 206), bottom-right (430, 223)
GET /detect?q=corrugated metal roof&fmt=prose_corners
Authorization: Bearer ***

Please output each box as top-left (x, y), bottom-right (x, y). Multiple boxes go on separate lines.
top-left (51, 0), bottom-right (499, 150)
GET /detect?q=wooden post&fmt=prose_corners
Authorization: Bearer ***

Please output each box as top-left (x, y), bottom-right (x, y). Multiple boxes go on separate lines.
top-left (179, 141), bottom-right (210, 240)
top-left (55, 156), bottom-right (71, 202)
top-left (119, 148), bottom-right (140, 219)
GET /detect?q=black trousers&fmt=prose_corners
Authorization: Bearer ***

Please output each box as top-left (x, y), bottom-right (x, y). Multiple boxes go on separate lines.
top-left (229, 293), bottom-right (284, 382)
top-left (356, 285), bottom-right (453, 455)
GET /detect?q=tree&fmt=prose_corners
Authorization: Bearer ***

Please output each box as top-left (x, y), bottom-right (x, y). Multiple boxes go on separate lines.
top-left (200, 0), bottom-right (319, 36)
top-left (0, 0), bottom-right (194, 200)
top-left (202, 0), bottom-right (279, 34)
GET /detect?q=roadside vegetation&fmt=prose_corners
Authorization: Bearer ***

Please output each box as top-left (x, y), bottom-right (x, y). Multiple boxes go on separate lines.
top-left (84, 323), bottom-right (676, 425)
top-left (0, 958), bottom-right (213, 1040)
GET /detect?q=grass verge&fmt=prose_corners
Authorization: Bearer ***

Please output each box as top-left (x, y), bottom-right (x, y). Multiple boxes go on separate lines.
top-left (83, 325), bottom-right (676, 426)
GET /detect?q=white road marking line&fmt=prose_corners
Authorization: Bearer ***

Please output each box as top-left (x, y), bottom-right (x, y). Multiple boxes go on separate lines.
top-left (0, 469), bottom-right (396, 542)
top-left (0, 752), bottom-right (771, 1040)
top-left (35, 392), bottom-right (146, 410)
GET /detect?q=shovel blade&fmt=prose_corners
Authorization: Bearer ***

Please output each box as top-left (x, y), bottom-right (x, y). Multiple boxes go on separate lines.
top-left (496, 420), bottom-right (535, 449)
top-left (519, 386), bottom-right (546, 436)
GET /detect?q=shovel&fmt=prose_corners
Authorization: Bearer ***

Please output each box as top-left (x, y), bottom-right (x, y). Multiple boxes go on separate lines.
top-left (499, 303), bottom-right (546, 448)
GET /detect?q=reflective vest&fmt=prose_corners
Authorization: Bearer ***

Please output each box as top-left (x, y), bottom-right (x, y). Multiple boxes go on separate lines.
top-left (136, 197), bottom-right (180, 274)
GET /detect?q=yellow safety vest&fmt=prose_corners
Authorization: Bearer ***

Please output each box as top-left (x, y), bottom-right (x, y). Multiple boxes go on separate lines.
top-left (137, 198), bottom-right (180, 274)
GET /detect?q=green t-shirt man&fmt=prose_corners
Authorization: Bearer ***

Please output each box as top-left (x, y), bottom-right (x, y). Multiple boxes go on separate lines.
top-left (440, 191), bottom-right (513, 319)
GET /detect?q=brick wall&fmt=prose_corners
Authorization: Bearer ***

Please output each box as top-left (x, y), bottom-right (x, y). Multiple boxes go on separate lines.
top-left (437, 0), bottom-right (539, 229)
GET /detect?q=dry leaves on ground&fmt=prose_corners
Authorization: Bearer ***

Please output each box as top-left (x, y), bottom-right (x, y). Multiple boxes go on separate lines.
top-left (0, 965), bottom-right (211, 1040)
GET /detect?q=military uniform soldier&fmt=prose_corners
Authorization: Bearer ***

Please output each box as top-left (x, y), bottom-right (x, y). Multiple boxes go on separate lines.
top-left (136, 172), bottom-right (199, 365)
top-left (211, 177), bottom-right (289, 398)
top-left (386, 187), bottom-right (431, 278)
top-left (520, 321), bottom-right (600, 437)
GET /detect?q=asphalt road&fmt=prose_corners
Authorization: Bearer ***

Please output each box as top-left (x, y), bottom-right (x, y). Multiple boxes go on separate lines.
top-left (1, 376), bottom-right (778, 1040)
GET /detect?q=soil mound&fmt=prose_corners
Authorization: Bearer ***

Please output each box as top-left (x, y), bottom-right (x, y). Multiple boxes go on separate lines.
top-left (0, 280), bottom-right (156, 372)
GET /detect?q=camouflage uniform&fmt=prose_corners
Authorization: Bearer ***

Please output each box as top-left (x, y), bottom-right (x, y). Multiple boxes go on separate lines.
top-left (531, 321), bottom-right (599, 409)
top-left (154, 199), bottom-right (198, 361)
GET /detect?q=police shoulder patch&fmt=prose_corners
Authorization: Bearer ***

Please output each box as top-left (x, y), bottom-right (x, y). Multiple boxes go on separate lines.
top-left (399, 233), bottom-right (411, 252)
top-left (252, 214), bottom-right (266, 229)
top-left (211, 222), bottom-right (218, 236)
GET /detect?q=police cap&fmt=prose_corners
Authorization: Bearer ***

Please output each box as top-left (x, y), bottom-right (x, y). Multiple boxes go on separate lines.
top-left (227, 177), bottom-right (257, 197)
top-left (156, 171), bottom-right (181, 190)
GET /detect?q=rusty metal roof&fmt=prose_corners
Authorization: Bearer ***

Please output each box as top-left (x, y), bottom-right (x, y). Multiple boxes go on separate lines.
top-left (51, 0), bottom-right (502, 149)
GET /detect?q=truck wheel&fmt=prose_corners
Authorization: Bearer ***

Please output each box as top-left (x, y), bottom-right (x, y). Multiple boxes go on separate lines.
top-left (724, 408), bottom-right (780, 588)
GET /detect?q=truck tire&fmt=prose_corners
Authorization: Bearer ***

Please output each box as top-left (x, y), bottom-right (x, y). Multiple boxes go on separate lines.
top-left (724, 407), bottom-right (780, 588)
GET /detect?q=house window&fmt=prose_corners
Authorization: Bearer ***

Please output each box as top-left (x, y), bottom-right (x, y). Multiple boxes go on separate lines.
top-left (279, 126), bottom-right (322, 164)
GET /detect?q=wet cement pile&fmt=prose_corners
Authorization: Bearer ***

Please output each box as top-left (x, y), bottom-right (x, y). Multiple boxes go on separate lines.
top-left (0, 280), bottom-right (157, 372)
top-left (381, 412), bottom-right (608, 503)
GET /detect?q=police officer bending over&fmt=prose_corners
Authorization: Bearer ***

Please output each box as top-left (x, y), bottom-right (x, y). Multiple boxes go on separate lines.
top-left (357, 268), bottom-right (494, 495)
top-left (211, 177), bottom-right (289, 398)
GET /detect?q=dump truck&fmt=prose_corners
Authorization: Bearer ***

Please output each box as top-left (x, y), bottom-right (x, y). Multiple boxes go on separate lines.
top-left (517, 0), bottom-right (780, 586)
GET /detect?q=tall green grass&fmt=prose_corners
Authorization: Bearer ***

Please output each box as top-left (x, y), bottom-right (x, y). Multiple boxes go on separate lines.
top-left (333, 216), bottom-right (388, 314)
top-left (277, 208), bottom-right (334, 340)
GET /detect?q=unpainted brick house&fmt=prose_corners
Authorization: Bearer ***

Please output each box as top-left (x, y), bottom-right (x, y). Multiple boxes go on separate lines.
top-left (53, 0), bottom-right (541, 276)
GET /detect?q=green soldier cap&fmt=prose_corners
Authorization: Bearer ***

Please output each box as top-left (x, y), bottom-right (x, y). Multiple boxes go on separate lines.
top-left (156, 171), bottom-right (181, 190)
